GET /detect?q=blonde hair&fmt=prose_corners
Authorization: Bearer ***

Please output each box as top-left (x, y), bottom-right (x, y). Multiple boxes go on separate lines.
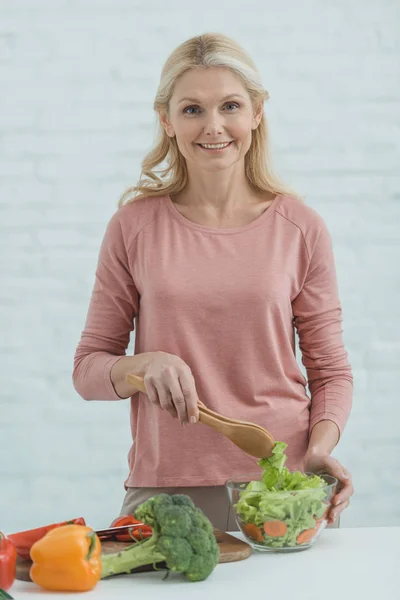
top-left (119, 32), bottom-right (299, 207)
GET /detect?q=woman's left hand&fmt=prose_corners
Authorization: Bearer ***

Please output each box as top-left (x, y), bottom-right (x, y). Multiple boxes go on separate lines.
top-left (303, 451), bottom-right (354, 524)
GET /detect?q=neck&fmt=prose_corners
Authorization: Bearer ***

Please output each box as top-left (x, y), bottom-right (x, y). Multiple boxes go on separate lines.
top-left (176, 164), bottom-right (258, 213)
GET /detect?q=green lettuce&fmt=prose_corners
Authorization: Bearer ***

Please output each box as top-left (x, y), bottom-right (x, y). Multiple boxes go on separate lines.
top-left (235, 442), bottom-right (329, 548)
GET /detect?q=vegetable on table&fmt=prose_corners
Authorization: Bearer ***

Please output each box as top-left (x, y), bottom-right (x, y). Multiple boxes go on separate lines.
top-left (101, 494), bottom-right (220, 582)
top-left (109, 515), bottom-right (152, 542)
top-left (0, 531), bottom-right (16, 596)
top-left (7, 517), bottom-right (86, 560)
top-left (235, 441), bottom-right (331, 549)
top-left (30, 494), bottom-right (219, 591)
top-left (30, 524), bottom-right (101, 592)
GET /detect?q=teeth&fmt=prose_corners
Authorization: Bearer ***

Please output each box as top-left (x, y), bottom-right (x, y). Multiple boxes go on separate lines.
top-left (199, 142), bottom-right (231, 149)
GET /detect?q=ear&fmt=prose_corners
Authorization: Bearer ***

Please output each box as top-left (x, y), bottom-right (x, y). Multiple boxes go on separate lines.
top-left (251, 101), bottom-right (264, 130)
top-left (159, 109), bottom-right (175, 137)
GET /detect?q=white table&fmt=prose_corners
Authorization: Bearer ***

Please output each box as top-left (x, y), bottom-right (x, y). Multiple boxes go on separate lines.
top-left (11, 527), bottom-right (398, 600)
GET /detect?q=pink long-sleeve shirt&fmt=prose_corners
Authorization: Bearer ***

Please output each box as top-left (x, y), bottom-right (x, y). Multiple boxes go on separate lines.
top-left (73, 193), bottom-right (353, 488)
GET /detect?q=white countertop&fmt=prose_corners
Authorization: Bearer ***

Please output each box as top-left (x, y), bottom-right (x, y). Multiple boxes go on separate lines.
top-left (11, 527), bottom-right (397, 600)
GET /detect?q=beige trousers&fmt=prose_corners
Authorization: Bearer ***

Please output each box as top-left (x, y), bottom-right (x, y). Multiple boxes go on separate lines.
top-left (119, 486), bottom-right (340, 532)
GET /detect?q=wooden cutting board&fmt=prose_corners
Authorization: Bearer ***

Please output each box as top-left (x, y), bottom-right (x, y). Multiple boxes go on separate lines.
top-left (16, 529), bottom-right (251, 582)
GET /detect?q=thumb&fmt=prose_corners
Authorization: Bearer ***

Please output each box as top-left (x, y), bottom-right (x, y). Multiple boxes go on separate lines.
top-left (325, 456), bottom-right (350, 482)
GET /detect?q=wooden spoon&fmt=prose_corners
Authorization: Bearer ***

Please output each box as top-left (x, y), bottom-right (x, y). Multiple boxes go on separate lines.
top-left (125, 373), bottom-right (275, 459)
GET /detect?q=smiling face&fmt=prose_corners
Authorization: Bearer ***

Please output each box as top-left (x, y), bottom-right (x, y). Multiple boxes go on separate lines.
top-left (160, 67), bottom-right (263, 173)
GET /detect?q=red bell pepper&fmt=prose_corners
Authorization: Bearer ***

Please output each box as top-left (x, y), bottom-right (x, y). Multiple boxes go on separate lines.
top-left (7, 517), bottom-right (86, 560)
top-left (109, 515), bottom-right (152, 542)
top-left (0, 531), bottom-right (16, 596)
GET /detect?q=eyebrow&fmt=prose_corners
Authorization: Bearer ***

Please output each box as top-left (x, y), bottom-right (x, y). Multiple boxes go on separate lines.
top-left (177, 94), bottom-right (246, 105)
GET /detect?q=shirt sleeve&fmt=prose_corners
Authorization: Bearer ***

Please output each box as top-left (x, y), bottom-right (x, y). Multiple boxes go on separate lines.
top-left (72, 211), bottom-right (138, 400)
top-left (292, 219), bottom-right (353, 440)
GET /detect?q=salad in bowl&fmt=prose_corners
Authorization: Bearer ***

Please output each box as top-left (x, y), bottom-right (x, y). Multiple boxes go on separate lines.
top-left (226, 442), bottom-right (337, 552)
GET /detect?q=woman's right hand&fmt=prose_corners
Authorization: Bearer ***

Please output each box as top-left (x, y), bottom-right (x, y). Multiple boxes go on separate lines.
top-left (142, 352), bottom-right (200, 425)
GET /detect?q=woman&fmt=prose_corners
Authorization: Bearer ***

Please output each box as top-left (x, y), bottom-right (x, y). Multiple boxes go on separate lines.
top-left (73, 33), bottom-right (354, 531)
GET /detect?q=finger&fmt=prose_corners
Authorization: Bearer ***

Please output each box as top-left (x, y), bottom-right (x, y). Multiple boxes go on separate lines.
top-left (168, 378), bottom-right (189, 424)
top-left (179, 372), bottom-right (200, 424)
top-left (333, 481), bottom-right (354, 505)
top-left (328, 499), bottom-right (350, 523)
top-left (323, 458), bottom-right (352, 497)
top-left (342, 466), bottom-right (352, 478)
top-left (156, 386), bottom-right (178, 419)
top-left (327, 457), bottom-right (349, 481)
top-left (143, 376), bottom-right (160, 406)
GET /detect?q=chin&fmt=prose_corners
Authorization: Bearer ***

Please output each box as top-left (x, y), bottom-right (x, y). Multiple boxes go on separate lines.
top-left (204, 164), bottom-right (237, 174)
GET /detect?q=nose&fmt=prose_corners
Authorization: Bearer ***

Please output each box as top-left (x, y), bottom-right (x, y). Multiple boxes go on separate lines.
top-left (203, 112), bottom-right (224, 137)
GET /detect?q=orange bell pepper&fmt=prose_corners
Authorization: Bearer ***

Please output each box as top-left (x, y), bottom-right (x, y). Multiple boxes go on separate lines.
top-left (30, 524), bottom-right (101, 592)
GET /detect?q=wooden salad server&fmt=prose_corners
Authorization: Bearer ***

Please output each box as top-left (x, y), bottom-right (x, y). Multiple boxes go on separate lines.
top-left (125, 373), bottom-right (275, 459)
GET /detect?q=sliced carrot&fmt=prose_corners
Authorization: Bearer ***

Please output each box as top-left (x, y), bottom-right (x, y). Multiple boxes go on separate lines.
top-left (243, 523), bottom-right (264, 543)
top-left (263, 520), bottom-right (287, 537)
top-left (296, 528), bottom-right (317, 545)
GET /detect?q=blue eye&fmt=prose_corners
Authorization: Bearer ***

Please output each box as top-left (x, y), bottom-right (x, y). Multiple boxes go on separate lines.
top-left (224, 102), bottom-right (240, 111)
top-left (183, 106), bottom-right (200, 115)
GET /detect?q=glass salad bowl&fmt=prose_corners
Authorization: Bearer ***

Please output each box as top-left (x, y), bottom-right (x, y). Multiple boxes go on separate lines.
top-left (226, 472), bottom-right (338, 553)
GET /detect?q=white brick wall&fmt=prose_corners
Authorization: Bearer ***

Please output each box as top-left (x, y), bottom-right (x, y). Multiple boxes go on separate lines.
top-left (1, 0), bottom-right (399, 533)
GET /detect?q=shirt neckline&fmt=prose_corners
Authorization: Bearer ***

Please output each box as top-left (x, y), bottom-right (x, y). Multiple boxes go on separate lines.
top-left (164, 193), bottom-right (283, 235)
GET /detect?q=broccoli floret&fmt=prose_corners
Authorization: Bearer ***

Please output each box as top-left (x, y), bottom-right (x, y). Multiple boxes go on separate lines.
top-left (170, 494), bottom-right (195, 508)
top-left (157, 535), bottom-right (193, 571)
top-left (191, 507), bottom-right (214, 535)
top-left (154, 504), bottom-right (192, 537)
top-left (187, 552), bottom-right (220, 582)
top-left (100, 494), bottom-right (220, 582)
top-left (189, 527), bottom-right (213, 553)
top-left (137, 493), bottom-right (171, 527)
